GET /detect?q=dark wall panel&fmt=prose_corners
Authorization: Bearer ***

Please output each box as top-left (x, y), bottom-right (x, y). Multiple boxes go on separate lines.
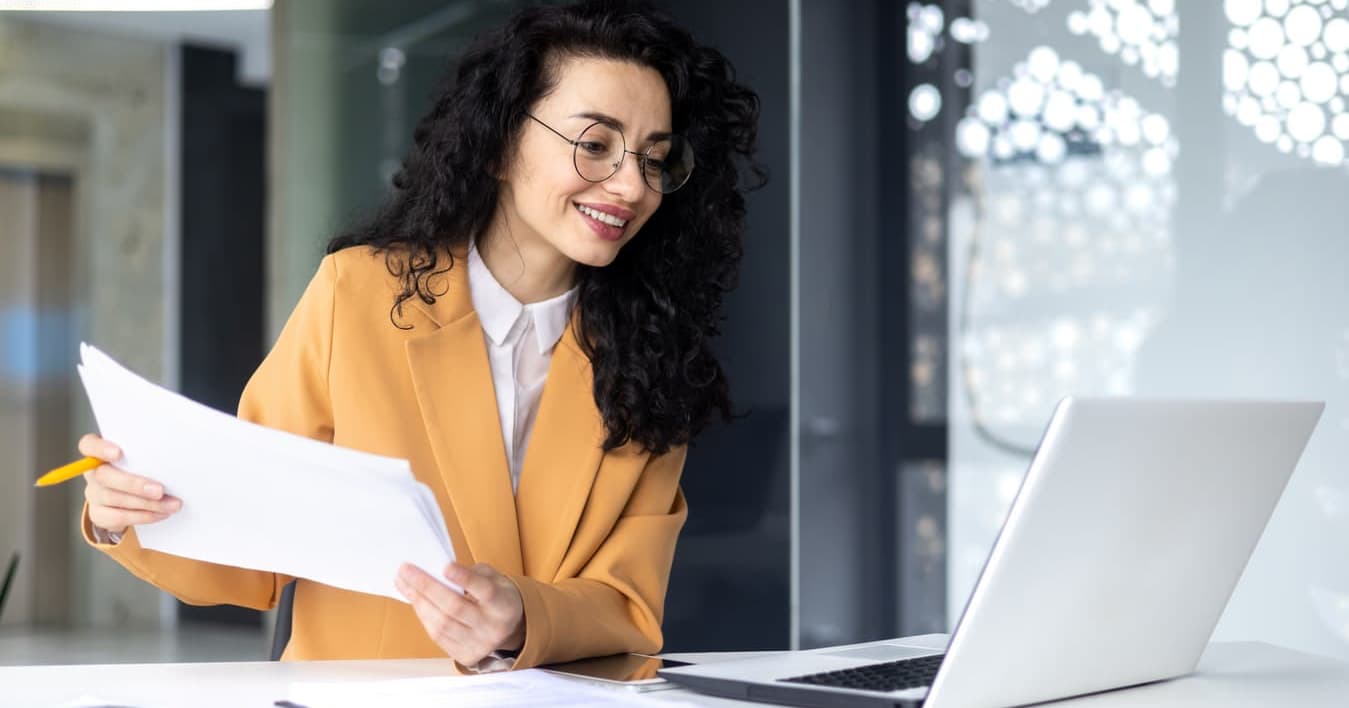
top-left (178, 44), bottom-right (267, 627)
top-left (657, 0), bottom-right (793, 652)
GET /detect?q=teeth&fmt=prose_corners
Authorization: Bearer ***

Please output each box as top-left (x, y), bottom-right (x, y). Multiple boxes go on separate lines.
top-left (577, 204), bottom-right (628, 228)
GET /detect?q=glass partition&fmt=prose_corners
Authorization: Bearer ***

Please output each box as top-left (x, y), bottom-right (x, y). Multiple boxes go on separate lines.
top-left (920, 0), bottom-right (1349, 659)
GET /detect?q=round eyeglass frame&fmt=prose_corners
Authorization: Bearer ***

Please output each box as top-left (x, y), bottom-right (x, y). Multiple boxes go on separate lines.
top-left (526, 113), bottom-right (693, 194)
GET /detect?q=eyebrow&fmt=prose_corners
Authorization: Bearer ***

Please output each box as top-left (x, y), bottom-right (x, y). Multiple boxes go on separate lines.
top-left (570, 111), bottom-right (673, 142)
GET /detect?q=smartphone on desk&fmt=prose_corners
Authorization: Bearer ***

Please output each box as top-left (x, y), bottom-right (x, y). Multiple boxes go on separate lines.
top-left (541, 653), bottom-right (693, 692)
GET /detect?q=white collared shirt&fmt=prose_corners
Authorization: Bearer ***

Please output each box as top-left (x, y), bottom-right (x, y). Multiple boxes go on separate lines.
top-left (467, 244), bottom-right (578, 494)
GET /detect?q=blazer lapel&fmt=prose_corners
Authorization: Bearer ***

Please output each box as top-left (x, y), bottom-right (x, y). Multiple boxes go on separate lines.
top-left (514, 323), bottom-right (606, 579)
top-left (405, 259), bottom-right (524, 577)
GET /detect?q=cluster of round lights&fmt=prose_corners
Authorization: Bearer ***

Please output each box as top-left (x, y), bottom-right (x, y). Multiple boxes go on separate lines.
top-left (962, 311), bottom-right (1153, 424)
top-left (960, 165), bottom-right (1172, 429)
top-left (1008, 0), bottom-right (1054, 13)
top-left (1067, 0), bottom-right (1180, 87)
top-left (907, 2), bottom-right (947, 66)
top-left (956, 47), bottom-right (1176, 430)
top-left (953, 45), bottom-right (1179, 176)
top-left (960, 162), bottom-right (1173, 426)
top-left (1222, 0), bottom-right (1349, 165)
top-left (971, 154), bottom-right (1174, 295)
top-left (904, 0), bottom-right (995, 53)
top-left (907, 2), bottom-right (991, 124)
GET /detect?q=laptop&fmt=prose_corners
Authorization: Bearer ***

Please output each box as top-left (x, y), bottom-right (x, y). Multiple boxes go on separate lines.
top-left (660, 398), bottom-right (1323, 708)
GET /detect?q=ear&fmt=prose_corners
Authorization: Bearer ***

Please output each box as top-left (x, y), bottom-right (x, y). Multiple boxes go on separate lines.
top-left (492, 116), bottom-right (532, 181)
top-left (483, 125), bottom-right (507, 181)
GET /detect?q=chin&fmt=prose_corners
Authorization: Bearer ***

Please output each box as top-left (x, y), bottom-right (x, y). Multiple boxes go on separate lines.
top-left (563, 240), bottom-right (625, 268)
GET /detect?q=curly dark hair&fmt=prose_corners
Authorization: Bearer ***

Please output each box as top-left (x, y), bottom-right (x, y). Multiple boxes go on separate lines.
top-left (327, 0), bottom-right (763, 454)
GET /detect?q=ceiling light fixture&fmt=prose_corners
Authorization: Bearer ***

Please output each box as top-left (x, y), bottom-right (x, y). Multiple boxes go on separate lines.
top-left (0, 0), bottom-right (271, 11)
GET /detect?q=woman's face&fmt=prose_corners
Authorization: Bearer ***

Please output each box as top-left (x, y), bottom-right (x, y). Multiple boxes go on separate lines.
top-left (496, 56), bottom-right (671, 269)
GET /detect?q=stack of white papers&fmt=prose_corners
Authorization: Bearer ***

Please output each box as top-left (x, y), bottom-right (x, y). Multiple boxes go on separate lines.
top-left (78, 343), bottom-right (459, 600)
top-left (288, 670), bottom-right (699, 708)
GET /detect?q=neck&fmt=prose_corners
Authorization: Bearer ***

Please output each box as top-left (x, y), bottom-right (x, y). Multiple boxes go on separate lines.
top-left (476, 229), bottom-right (577, 304)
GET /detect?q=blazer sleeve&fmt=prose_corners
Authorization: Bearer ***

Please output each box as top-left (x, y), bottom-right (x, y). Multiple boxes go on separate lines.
top-left (80, 255), bottom-right (339, 611)
top-left (505, 444), bottom-right (689, 668)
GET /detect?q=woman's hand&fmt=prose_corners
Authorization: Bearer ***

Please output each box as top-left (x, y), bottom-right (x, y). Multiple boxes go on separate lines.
top-left (79, 433), bottom-right (182, 536)
top-left (395, 561), bottom-right (526, 667)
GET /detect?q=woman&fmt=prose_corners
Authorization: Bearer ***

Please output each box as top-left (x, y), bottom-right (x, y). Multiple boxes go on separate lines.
top-left (74, 0), bottom-right (760, 669)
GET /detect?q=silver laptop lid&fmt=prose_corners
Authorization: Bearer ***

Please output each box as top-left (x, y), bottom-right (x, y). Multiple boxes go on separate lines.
top-left (927, 398), bottom-right (1323, 708)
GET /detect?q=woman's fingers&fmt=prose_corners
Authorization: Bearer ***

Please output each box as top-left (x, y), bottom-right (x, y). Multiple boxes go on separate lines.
top-left (411, 597), bottom-right (490, 664)
top-left (78, 436), bottom-right (177, 536)
top-left (89, 464), bottom-right (166, 501)
top-left (398, 564), bottom-right (481, 625)
top-left (78, 434), bottom-right (122, 462)
top-left (450, 563), bottom-right (498, 605)
top-left (86, 482), bottom-right (181, 515)
top-left (444, 562), bottom-right (525, 650)
top-left (396, 569), bottom-right (493, 664)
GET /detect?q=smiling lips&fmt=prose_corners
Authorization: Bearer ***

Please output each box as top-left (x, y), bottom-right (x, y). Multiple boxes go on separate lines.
top-left (575, 202), bottom-right (634, 241)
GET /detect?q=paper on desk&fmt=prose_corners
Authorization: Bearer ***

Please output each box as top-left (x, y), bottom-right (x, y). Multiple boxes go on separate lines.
top-left (57, 697), bottom-right (157, 708)
top-left (77, 343), bottom-right (458, 600)
top-left (288, 669), bottom-right (699, 708)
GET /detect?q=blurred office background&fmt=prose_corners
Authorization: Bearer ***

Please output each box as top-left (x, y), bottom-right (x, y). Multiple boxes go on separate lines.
top-left (1, 0), bottom-right (1347, 665)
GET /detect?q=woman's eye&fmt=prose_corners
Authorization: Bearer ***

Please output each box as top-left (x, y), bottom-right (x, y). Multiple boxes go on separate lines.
top-left (579, 141), bottom-right (609, 155)
top-left (643, 158), bottom-right (667, 173)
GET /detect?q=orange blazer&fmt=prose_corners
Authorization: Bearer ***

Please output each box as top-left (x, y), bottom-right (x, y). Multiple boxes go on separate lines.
top-left (82, 245), bottom-right (689, 667)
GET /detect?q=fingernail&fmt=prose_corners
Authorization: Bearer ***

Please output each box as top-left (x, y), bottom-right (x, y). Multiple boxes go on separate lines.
top-left (165, 498), bottom-right (182, 511)
top-left (144, 483), bottom-right (163, 498)
top-left (105, 445), bottom-right (121, 460)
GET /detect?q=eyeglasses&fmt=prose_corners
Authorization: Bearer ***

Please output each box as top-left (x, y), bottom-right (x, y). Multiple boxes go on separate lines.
top-left (526, 113), bottom-right (694, 194)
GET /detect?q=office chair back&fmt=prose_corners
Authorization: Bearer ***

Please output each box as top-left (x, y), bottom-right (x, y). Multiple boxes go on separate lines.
top-left (0, 552), bottom-right (18, 621)
top-left (270, 580), bottom-right (296, 660)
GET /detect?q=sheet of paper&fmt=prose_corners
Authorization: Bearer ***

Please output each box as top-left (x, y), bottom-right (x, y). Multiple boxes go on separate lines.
top-left (77, 343), bottom-right (458, 600)
top-left (287, 669), bottom-right (700, 708)
top-left (56, 697), bottom-right (155, 708)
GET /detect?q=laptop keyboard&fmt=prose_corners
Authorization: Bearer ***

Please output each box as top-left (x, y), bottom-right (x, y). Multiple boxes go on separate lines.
top-left (780, 653), bottom-right (945, 693)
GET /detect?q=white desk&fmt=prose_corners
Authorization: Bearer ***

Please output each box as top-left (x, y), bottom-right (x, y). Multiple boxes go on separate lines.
top-left (1, 641), bottom-right (1346, 707)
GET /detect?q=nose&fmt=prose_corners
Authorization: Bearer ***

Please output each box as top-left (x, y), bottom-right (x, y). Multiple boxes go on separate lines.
top-left (603, 151), bottom-right (648, 203)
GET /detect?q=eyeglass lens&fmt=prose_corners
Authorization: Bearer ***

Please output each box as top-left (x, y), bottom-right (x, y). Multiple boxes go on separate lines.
top-left (571, 122), bottom-right (694, 194)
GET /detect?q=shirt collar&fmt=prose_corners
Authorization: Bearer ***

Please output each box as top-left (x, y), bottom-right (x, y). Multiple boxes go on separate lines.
top-left (467, 242), bottom-right (577, 354)
top-left (527, 286), bottom-right (578, 355)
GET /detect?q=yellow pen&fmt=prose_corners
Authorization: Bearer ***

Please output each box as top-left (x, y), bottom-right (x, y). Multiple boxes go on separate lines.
top-left (34, 456), bottom-right (103, 487)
